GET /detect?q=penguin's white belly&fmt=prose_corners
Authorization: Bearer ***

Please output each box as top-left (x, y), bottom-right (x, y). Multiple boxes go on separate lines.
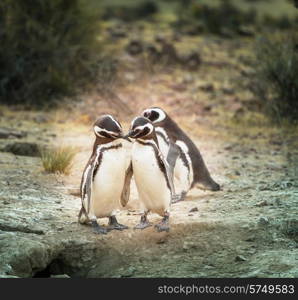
top-left (174, 140), bottom-right (194, 193)
top-left (174, 156), bottom-right (191, 193)
top-left (132, 143), bottom-right (171, 216)
top-left (91, 148), bottom-right (126, 218)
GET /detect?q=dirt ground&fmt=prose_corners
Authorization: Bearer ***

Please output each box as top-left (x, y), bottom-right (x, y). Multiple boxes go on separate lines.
top-left (0, 26), bottom-right (297, 278)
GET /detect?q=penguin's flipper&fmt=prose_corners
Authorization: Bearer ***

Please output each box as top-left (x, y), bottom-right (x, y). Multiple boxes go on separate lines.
top-left (154, 145), bottom-right (175, 196)
top-left (120, 161), bottom-right (133, 207)
top-left (166, 142), bottom-right (180, 176)
top-left (80, 152), bottom-right (101, 218)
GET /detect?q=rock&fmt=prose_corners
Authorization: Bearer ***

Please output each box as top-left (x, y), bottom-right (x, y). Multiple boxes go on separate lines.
top-left (68, 188), bottom-right (81, 197)
top-left (256, 200), bottom-right (268, 207)
top-left (120, 266), bottom-right (136, 278)
top-left (240, 269), bottom-right (264, 278)
top-left (0, 235), bottom-right (56, 277)
top-left (0, 128), bottom-right (27, 139)
top-left (222, 87), bottom-right (235, 95)
top-left (2, 142), bottom-right (41, 157)
top-left (235, 255), bottom-right (247, 262)
top-left (182, 52), bottom-right (201, 70)
top-left (282, 219), bottom-right (298, 237)
top-left (199, 83), bottom-right (214, 92)
top-left (245, 236), bottom-right (255, 242)
top-left (237, 26), bottom-right (255, 37)
top-left (33, 115), bottom-right (50, 124)
top-left (258, 216), bottom-right (269, 225)
top-left (274, 198), bottom-right (282, 206)
top-left (125, 40), bottom-right (144, 56)
top-left (155, 34), bottom-right (166, 43)
top-left (50, 274), bottom-right (70, 278)
top-left (146, 44), bottom-right (161, 63)
top-left (156, 237), bottom-right (167, 244)
top-left (0, 221), bottom-right (45, 235)
top-left (170, 83), bottom-right (187, 92)
top-left (107, 25), bottom-right (127, 39)
top-left (183, 241), bottom-right (197, 251)
top-left (189, 207), bottom-right (199, 213)
top-left (160, 41), bottom-right (179, 64)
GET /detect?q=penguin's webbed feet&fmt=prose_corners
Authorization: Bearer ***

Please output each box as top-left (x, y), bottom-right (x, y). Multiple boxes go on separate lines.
top-left (108, 216), bottom-right (129, 231)
top-left (171, 191), bottom-right (187, 204)
top-left (154, 215), bottom-right (170, 232)
top-left (134, 214), bottom-right (152, 230)
top-left (134, 221), bottom-right (152, 230)
top-left (91, 220), bottom-right (108, 235)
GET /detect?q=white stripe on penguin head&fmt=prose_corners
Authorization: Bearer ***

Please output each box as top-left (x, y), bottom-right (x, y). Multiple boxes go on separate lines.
top-left (134, 123), bottom-right (154, 136)
top-left (143, 108), bottom-right (166, 123)
top-left (94, 125), bottom-right (119, 138)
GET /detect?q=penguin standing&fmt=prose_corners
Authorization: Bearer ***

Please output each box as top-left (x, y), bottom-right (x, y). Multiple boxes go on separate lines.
top-left (125, 116), bottom-right (174, 232)
top-left (79, 115), bottom-right (133, 234)
top-left (142, 107), bottom-right (220, 202)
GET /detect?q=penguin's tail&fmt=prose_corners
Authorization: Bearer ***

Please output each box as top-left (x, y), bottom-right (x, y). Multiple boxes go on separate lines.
top-left (195, 178), bottom-right (221, 191)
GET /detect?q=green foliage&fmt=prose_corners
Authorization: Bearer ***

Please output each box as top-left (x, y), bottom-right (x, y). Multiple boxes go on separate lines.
top-left (250, 34), bottom-right (298, 123)
top-left (40, 146), bottom-right (76, 174)
top-left (102, 1), bottom-right (158, 22)
top-left (0, 0), bottom-right (103, 107)
top-left (175, 0), bottom-right (298, 36)
top-left (191, 0), bottom-right (256, 35)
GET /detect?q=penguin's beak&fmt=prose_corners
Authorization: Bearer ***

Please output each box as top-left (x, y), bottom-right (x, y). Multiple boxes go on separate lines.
top-left (120, 132), bottom-right (132, 142)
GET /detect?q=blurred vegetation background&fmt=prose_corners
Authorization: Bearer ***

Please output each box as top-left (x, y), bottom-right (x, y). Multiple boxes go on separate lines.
top-left (0, 0), bottom-right (297, 123)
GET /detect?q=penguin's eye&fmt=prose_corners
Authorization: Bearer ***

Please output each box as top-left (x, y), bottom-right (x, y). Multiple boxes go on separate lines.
top-left (144, 111), bottom-right (150, 118)
top-left (131, 129), bottom-right (141, 137)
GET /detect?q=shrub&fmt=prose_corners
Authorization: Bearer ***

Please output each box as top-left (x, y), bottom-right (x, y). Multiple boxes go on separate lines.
top-left (40, 146), bottom-right (76, 174)
top-left (175, 0), bottom-right (257, 36)
top-left (249, 34), bottom-right (298, 123)
top-left (102, 1), bottom-right (158, 22)
top-left (175, 0), bottom-right (297, 36)
top-left (0, 0), bottom-right (103, 107)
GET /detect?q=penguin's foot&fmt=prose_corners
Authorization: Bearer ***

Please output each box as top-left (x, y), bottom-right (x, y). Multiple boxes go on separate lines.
top-left (171, 191), bottom-right (187, 204)
top-left (108, 216), bottom-right (129, 231)
top-left (134, 221), bottom-right (152, 230)
top-left (91, 220), bottom-right (108, 235)
top-left (134, 214), bottom-right (152, 230)
top-left (155, 215), bottom-right (170, 232)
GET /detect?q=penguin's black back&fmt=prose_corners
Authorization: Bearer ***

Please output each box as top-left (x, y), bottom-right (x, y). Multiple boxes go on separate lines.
top-left (161, 116), bottom-right (219, 190)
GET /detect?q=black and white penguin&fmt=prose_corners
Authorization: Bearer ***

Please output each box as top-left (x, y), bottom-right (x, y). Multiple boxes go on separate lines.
top-left (125, 116), bottom-right (174, 232)
top-left (142, 107), bottom-right (220, 202)
top-left (79, 115), bottom-right (133, 234)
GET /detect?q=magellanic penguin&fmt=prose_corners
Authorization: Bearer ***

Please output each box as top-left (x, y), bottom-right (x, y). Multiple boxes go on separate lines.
top-left (78, 115), bottom-right (133, 234)
top-left (142, 107), bottom-right (220, 202)
top-left (125, 116), bottom-right (174, 232)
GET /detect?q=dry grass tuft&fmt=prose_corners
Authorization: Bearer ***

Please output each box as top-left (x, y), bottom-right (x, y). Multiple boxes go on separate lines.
top-left (40, 146), bottom-right (77, 175)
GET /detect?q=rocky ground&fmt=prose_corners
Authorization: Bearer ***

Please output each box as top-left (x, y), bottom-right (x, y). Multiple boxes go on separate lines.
top-left (0, 106), bottom-right (297, 278)
top-left (0, 17), bottom-right (297, 277)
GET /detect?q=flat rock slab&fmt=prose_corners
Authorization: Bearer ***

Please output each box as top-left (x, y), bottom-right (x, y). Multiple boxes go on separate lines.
top-left (2, 142), bottom-right (41, 157)
top-left (0, 128), bottom-right (27, 139)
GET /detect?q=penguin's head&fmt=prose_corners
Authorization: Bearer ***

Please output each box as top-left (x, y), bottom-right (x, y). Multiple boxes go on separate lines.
top-left (142, 107), bottom-right (167, 124)
top-left (93, 115), bottom-right (123, 139)
top-left (126, 116), bottom-right (154, 139)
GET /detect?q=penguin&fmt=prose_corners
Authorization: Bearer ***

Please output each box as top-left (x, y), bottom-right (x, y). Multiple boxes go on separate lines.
top-left (79, 115), bottom-right (133, 234)
top-left (125, 116), bottom-right (174, 232)
top-left (142, 107), bottom-right (220, 202)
